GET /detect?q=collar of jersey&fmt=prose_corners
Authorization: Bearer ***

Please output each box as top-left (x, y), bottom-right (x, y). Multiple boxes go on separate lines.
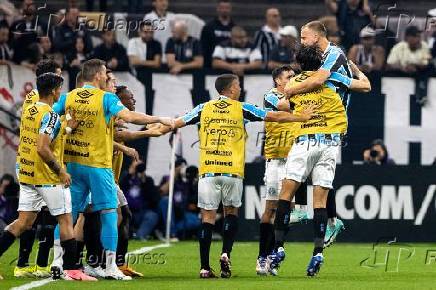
top-left (323, 42), bottom-right (332, 56)
top-left (83, 84), bottom-right (95, 89)
top-left (218, 95), bottom-right (229, 100)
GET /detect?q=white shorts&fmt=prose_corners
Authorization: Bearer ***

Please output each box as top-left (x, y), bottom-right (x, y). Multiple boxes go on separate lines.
top-left (284, 138), bottom-right (340, 189)
top-left (116, 184), bottom-right (128, 207)
top-left (262, 158), bottom-right (286, 201)
top-left (198, 176), bottom-right (243, 210)
top-left (18, 184), bottom-right (72, 216)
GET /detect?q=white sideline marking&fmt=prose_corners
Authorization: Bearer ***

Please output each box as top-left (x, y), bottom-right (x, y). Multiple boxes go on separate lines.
top-left (10, 242), bottom-right (170, 290)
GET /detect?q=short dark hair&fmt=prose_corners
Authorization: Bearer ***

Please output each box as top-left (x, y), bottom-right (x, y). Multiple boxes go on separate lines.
top-left (36, 72), bottom-right (64, 98)
top-left (272, 65), bottom-right (293, 87)
top-left (81, 59), bottom-right (106, 82)
top-left (35, 59), bottom-right (61, 77)
top-left (215, 74), bottom-right (238, 94)
top-left (303, 20), bottom-right (327, 37)
top-left (115, 85), bottom-right (128, 97)
top-left (296, 45), bottom-right (323, 71)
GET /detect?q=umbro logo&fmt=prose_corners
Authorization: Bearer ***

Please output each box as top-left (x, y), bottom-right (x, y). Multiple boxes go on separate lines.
top-left (28, 106), bottom-right (38, 116)
top-left (213, 100), bottom-right (231, 110)
top-left (77, 90), bottom-right (93, 99)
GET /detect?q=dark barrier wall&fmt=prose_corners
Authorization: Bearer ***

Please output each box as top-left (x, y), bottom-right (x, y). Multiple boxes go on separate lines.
top-left (240, 163), bottom-right (436, 242)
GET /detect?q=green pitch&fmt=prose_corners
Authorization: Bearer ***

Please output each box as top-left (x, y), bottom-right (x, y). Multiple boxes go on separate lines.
top-left (1, 241), bottom-right (436, 289)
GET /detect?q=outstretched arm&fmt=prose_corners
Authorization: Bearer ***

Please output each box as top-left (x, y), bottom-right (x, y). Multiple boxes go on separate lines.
top-left (285, 69), bottom-right (330, 96)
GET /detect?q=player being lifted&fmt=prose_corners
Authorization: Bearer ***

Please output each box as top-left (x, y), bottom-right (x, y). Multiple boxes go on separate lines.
top-left (256, 65), bottom-right (310, 276)
top-left (0, 73), bottom-right (96, 281)
top-left (52, 59), bottom-right (174, 280)
top-left (270, 45), bottom-right (370, 277)
top-left (166, 74), bottom-right (315, 278)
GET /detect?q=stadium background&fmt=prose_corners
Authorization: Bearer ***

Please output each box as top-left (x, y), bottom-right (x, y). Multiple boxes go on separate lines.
top-left (0, 0), bottom-right (436, 244)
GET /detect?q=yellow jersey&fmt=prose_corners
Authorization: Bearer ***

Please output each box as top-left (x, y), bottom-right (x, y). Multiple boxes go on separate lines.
top-left (263, 88), bottom-right (294, 159)
top-left (18, 102), bottom-right (65, 185)
top-left (289, 71), bottom-right (348, 137)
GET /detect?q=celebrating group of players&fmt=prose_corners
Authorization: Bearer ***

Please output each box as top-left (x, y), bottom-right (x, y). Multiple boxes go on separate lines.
top-left (0, 20), bottom-right (370, 281)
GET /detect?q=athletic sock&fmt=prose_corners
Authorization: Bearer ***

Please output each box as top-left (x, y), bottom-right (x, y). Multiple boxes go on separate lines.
top-left (84, 211), bottom-right (103, 267)
top-left (0, 230), bottom-right (16, 257)
top-left (36, 211), bottom-right (56, 267)
top-left (258, 223), bottom-right (273, 258)
top-left (100, 210), bottom-right (118, 254)
top-left (76, 241), bottom-right (85, 268)
top-left (61, 238), bottom-right (78, 270)
top-left (274, 199), bottom-right (291, 250)
top-left (295, 181), bottom-right (308, 206)
top-left (326, 189), bottom-right (337, 219)
top-left (313, 208), bottom-right (328, 256)
top-left (199, 223), bottom-right (213, 270)
top-left (116, 206), bottom-right (131, 266)
top-left (222, 214), bottom-right (238, 258)
top-left (17, 229), bottom-right (36, 267)
top-left (52, 239), bottom-right (63, 269)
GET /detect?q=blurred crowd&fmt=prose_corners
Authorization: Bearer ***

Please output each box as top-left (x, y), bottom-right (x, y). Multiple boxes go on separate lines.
top-left (0, 0), bottom-right (435, 85)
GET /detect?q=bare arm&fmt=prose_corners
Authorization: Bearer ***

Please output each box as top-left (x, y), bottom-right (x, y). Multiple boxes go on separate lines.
top-left (349, 61), bottom-right (372, 92)
top-left (166, 53), bottom-right (177, 68)
top-left (277, 98), bottom-right (292, 112)
top-left (212, 58), bottom-right (234, 71)
top-left (114, 128), bottom-right (162, 142)
top-left (129, 54), bottom-right (161, 68)
top-left (114, 141), bottom-right (139, 161)
top-left (116, 108), bottom-right (174, 127)
top-left (347, 46), bottom-right (358, 65)
top-left (37, 134), bottom-right (70, 186)
top-left (265, 104), bottom-right (316, 122)
top-left (241, 60), bottom-right (263, 71)
top-left (180, 56), bottom-right (204, 70)
top-left (285, 69), bottom-right (331, 96)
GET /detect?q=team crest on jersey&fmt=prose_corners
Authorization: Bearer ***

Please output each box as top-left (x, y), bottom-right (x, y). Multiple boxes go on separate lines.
top-left (213, 100), bottom-right (231, 110)
top-left (77, 90), bottom-right (92, 99)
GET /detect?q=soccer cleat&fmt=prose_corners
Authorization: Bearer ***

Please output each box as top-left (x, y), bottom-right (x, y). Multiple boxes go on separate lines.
top-left (63, 269), bottom-right (98, 281)
top-left (105, 267), bottom-right (132, 280)
top-left (267, 247), bottom-right (285, 276)
top-left (256, 256), bottom-right (268, 276)
top-left (118, 265), bottom-right (144, 277)
top-left (84, 265), bottom-right (106, 279)
top-left (33, 265), bottom-right (51, 278)
top-left (289, 208), bottom-right (310, 224)
top-left (51, 266), bottom-right (62, 280)
top-left (199, 268), bottom-right (217, 278)
top-left (306, 253), bottom-right (324, 277)
top-left (324, 219), bottom-right (345, 248)
top-left (219, 253), bottom-right (232, 278)
top-left (14, 265), bottom-right (36, 278)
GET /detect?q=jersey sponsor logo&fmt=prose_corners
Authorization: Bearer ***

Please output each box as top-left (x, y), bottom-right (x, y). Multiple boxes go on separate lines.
top-left (66, 139), bottom-right (90, 147)
top-left (20, 136), bottom-right (37, 146)
top-left (203, 127), bottom-right (236, 137)
top-left (212, 100), bottom-right (231, 113)
top-left (203, 117), bottom-right (238, 125)
top-left (26, 105), bottom-right (39, 121)
top-left (205, 159), bottom-right (233, 166)
top-left (75, 99), bottom-right (90, 104)
top-left (77, 120), bottom-right (94, 128)
top-left (64, 149), bottom-right (90, 157)
top-left (77, 90), bottom-right (93, 99)
top-left (19, 168), bottom-right (34, 177)
top-left (20, 158), bottom-right (34, 166)
top-left (21, 146), bottom-right (31, 154)
top-left (205, 149), bottom-right (233, 156)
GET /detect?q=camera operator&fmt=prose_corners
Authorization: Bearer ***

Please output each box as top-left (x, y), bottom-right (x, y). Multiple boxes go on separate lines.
top-left (363, 139), bottom-right (396, 165)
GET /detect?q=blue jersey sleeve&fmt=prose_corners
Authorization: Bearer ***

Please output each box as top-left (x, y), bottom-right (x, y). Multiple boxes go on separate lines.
top-left (52, 93), bottom-right (66, 115)
top-left (39, 111), bottom-right (61, 141)
top-left (182, 103), bottom-right (204, 125)
top-left (329, 72), bottom-right (352, 88)
top-left (264, 93), bottom-right (280, 111)
top-left (321, 48), bottom-right (340, 72)
top-left (242, 102), bottom-right (267, 123)
top-left (103, 92), bottom-right (127, 123)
